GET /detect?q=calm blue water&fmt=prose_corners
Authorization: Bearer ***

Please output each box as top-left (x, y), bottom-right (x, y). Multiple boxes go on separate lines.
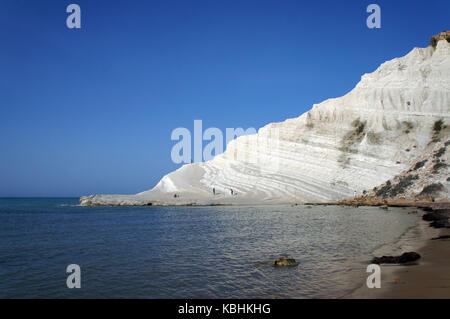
top-left (0, 198), bottom-right (420, 298)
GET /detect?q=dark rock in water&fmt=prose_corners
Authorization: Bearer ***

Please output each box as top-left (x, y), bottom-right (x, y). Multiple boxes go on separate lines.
top-left (422, 212), bottom-right (446, 221)
top-left (269, 256), bottom-right (299, 267)
top-left (430, 220), bottom-right (450, 228)
top-left (397, 252), bottom-right (421, 263)
top-left (422, 209), bottom-right (450, 228)
top-left (371, 252), bottom-right (421, 264)
top-left (431, 235), bottom-right (450, 240)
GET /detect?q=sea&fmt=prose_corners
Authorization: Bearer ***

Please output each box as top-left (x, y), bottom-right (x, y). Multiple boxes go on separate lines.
top-left (0, 198), bottom-right (423, 298)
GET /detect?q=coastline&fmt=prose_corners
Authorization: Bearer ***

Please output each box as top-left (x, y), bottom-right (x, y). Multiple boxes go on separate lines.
top-left (346, 202), bottom-right (450, 299)
top-left (77, 197), bottom-right (450, 298)
top-left (348, 228), bottom-right (450, 298)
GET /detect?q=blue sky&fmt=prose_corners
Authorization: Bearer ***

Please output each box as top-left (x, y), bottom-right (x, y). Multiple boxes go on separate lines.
top-left (0, 0), bottom-right (448, 197)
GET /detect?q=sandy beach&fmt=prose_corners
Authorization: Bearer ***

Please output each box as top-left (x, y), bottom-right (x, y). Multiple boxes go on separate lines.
top-left (348, 212), bottom-right (450, 299)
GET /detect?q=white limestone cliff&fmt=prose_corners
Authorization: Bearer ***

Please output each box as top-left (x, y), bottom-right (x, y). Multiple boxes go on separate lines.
top-left (80, 37), bottom-right (450, 206)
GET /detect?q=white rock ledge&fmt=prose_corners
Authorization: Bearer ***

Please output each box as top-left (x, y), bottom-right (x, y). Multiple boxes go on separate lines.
top-left (80, 39), bottom-right (450, 206)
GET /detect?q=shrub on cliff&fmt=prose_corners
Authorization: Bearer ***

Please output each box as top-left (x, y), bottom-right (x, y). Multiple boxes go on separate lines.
top-left (432, 119), bottom-right (445, 142)
top-left (419, 183), bottom-right (444, 196)
top-left (413, 159), bottom-right (427, 170)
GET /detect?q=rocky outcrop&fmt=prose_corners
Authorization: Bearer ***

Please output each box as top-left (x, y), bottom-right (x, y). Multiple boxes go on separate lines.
top-left (430, 31), bottom-right (450, 48)
top-left (431, 235), bottom-right (450, 240)
top-left (426, 209), bottom-right (450, 228)
top-left (371, 252), bottom-right (421, 264)
top-left (80, 33), bottom-right (450, 206)
top-left (364, 138), bottom-right (449, 201)
top-left (269, 257), bottom-right (299, 267)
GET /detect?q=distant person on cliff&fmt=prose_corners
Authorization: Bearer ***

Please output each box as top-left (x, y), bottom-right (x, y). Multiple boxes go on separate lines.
top-left (230, 189), bottom-right (234, 196)
top-left (213, 188), bottom-right (215, 195)
top-left (354, 190), bottom-right (357, 198)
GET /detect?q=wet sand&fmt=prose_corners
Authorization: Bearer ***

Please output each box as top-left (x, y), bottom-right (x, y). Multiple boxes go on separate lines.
top-left (348, 227), bottom-right (450, 299)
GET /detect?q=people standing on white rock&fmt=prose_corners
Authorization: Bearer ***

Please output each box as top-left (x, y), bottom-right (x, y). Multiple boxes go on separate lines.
top-left (230, 189), bottom-right (234, 196)
top-left (213, 188), bottom-right (215, 195)
top-left (354, 191), bottom-right (357, 198)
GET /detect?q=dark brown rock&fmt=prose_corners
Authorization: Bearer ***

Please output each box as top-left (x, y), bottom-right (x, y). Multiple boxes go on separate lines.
top-left (371, 252), bottom-right (421, 264)
top-left (431, 235), bottom-right (450, 240)
top-left (269, 256), bottom-right (299, 267)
